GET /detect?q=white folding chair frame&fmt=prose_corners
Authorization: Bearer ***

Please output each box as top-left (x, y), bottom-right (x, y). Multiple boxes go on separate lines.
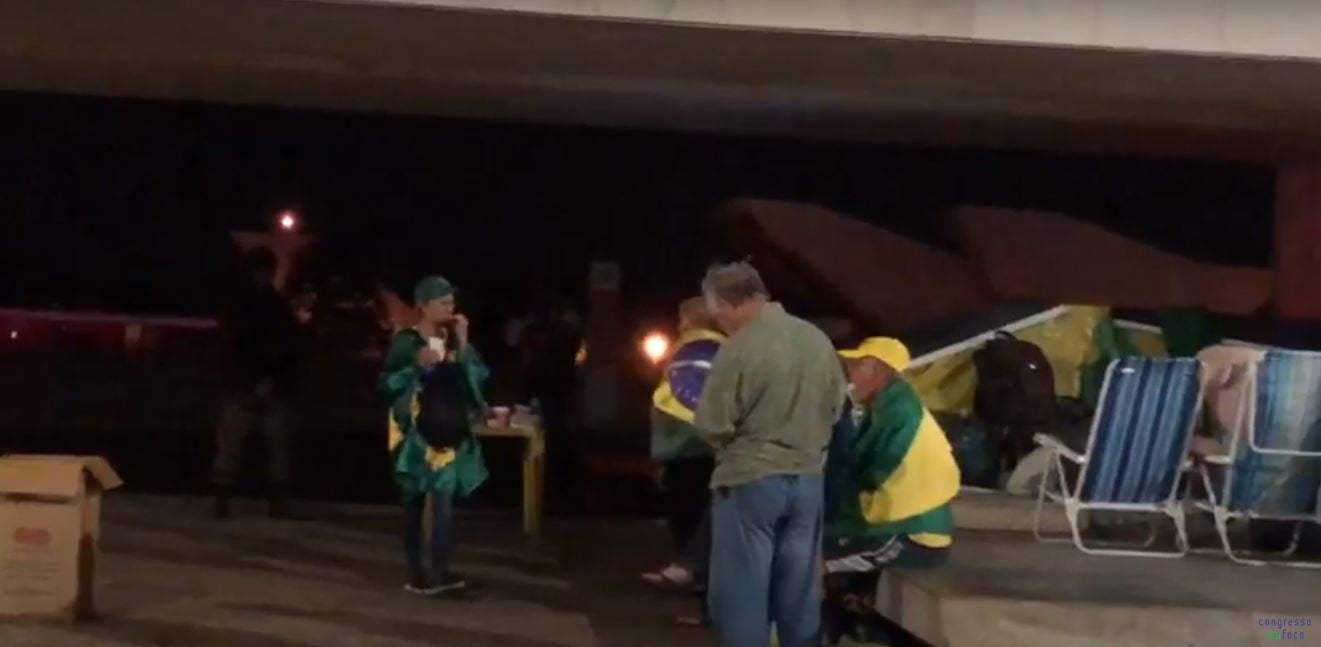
top-left (1195, 359), bottom-right (1321, 568)
top-left (1031, 359), bottom-right (1200, 558)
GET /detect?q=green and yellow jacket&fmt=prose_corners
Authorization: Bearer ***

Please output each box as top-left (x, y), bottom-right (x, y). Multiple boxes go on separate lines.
top-left (828, 379), bottom-right (961, 548)
top-left (380, 329), bottom-right (489, 498)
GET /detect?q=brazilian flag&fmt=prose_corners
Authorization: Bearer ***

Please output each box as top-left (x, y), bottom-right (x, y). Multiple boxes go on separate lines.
top-left (651, 329), bottom-right (724, 460)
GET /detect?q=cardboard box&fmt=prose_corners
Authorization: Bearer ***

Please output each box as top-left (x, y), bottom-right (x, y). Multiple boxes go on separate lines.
top-left (0, 455), bottom-right (122, 620)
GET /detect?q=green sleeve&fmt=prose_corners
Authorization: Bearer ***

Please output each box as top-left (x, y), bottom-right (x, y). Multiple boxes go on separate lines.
top-left (694, 342), bottom-right (742, 446)
top-left (455, 344), bottom-right (490, 411)
top-left (651, 407), bottom-right (708, 461)
top-left (380, 330), bottom-right (425, 403)
top-left (856, 382), bottom-right (925, 490)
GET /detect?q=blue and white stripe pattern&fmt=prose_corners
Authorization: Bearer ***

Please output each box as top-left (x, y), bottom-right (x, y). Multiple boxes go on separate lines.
top-left (665, 338), bottom-right (721, 412)
top-left (1228, 350), bottom-right (1321, 514)
top-left (1080, 357), bottom-right (1201, 504)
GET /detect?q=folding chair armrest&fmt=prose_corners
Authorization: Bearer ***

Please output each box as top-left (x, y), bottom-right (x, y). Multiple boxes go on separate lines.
top-left (1033, 433), bottom-right (1085, 464)
top-left (1189, 436), bottom-right (1231, 465)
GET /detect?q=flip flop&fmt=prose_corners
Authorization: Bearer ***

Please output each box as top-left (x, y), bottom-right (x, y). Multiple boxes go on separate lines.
top-left (641, 566), bottom-right (694, 588)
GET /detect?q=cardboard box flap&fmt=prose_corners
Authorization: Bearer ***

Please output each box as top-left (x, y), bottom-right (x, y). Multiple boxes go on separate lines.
top-left (0, 455), bottom-right (123, 498)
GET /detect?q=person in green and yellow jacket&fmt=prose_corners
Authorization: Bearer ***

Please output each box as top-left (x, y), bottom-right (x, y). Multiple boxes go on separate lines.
top-left (380, 276), bottom-right (489, 597)
top-left (823, 337), bottom-right (959, 630)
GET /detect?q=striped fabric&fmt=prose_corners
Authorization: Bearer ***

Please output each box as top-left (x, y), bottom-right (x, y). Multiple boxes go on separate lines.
top-left (1080, 357), bottom-right (1201, 504)
top-left (1227, 350), bottom-right (1321, 515)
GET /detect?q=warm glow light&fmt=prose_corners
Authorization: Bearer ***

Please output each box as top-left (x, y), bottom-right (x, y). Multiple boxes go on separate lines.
top-left (278, 211), bottom-right (298, 231)
top-left (8, 331), bottom-right (16, 340)
top-left (575, 343), bottom-right (588, 366)
top-left (641, 332), bottom-right (670, 364)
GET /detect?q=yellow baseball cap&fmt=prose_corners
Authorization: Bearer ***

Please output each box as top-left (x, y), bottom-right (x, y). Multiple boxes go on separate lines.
top-left (838, 337), bottom-right (911, 372)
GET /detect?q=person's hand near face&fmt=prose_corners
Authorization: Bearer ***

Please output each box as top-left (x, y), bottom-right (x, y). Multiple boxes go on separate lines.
top-left (453, 313), bottom-right (470, 349)
top-left (421, 294), bottom-right (457, 324)
top-left (419, 293), bottom-right (467, 355)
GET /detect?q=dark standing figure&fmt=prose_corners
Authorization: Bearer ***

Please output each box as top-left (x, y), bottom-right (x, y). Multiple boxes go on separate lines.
top-left (213, 248), bottom-right (302, 520)
top-left (485, 318), bottom-right (529, 407)
top-left (526, 301), bottom-right (584, 510)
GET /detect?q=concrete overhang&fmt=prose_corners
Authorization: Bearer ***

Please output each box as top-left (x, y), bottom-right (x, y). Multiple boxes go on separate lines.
top-left (2, 0), bottom-right (1320, 161)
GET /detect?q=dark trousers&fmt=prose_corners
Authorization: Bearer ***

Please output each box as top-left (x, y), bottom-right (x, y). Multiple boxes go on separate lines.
top-left (539, 396), bottom-right (582, 507)
top-left (403, 491), bottom-right (455, 586)
top-left (680, 506), bottom-right (712, 582)
top-left (664, 458), bottom-right (715, 625)
top-left (662, 456), bottom-right (716, 556)
top-left (213, 393), bottom-right (290, 489)
top-left (822, 535), bottom-right (949, 645)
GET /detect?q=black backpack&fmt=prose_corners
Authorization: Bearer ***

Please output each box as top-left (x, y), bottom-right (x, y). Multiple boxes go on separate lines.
top-left (415, 361), bottom-right (472, 451)
top-left (972, 331), bottom-right (1057, 428)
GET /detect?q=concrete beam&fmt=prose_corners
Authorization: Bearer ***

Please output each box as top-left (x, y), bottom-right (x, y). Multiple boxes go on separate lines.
top-left (4, 1), bottom-right (1321, 160)
top-left (362, 0), bottom-right (1321, 61)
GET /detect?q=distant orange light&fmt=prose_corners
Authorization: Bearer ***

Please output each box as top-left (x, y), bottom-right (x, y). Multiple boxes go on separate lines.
top-left (641, 332), bottom-right (670, 364)
top-left (278, 211), bottom-right (298, 231)
top-left (575, 343), bottom-right (588, 366)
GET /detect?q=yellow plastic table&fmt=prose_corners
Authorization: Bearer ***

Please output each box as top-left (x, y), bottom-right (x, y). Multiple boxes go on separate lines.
top-left (474, 423), bottom-right (545, 541)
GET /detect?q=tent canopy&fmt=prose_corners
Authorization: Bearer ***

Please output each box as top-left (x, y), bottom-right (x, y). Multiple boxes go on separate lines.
top-left (956, 206), bottom-right (1272, 315)
top-left (711, 199), bottom-right (995, 335)
top-left (711, 200), bottom-right (1273, 341)
top-left (905, 305), bottom-right (1169, 415)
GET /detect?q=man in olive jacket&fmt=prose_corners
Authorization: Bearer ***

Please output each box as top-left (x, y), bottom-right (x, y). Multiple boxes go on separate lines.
top-left (694, 262), bottom-right (846, 647)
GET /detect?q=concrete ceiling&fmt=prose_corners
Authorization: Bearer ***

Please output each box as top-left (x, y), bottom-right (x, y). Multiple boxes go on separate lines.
top-left (3, 0), bottom-right (1321, 161)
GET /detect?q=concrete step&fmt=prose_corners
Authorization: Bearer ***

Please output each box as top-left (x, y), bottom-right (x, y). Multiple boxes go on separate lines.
top-left (877, 532), bottom-right (1321, 646)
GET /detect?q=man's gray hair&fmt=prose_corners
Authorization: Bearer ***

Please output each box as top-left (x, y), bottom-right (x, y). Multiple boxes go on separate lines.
top-left (701, 261), bottom-right (769, 307)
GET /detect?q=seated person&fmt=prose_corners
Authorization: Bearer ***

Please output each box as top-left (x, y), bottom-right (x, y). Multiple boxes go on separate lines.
top-left (822, 338), bottom-right (961, 642)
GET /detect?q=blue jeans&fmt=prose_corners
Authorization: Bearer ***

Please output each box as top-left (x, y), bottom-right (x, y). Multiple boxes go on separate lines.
top-left (709, 474), bottom-right (824, 647)
top-left (403, 491), bottom-right (455, 585)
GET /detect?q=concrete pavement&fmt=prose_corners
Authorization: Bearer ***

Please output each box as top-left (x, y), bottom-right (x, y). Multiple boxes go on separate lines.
top-left (0, 496), bottom-right (714, 647)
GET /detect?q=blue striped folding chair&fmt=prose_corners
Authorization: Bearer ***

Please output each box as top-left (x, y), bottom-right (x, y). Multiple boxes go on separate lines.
top-left (1032, 357), bottom-right (1203, 557)
top-left (1196, 349), bottom-right (1321, 567)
